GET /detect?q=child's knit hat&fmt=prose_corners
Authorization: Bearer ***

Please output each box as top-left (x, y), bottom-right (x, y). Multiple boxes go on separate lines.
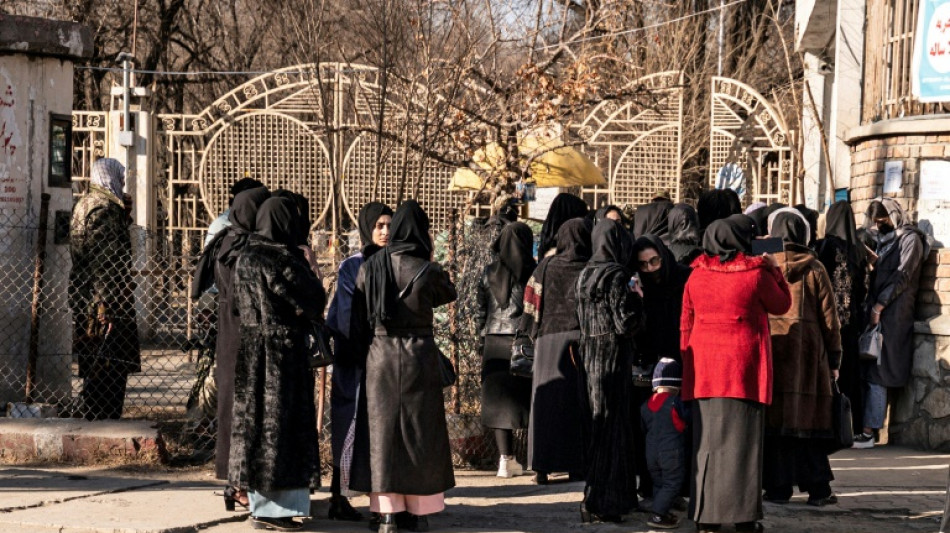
top-left (652, 357), bottom-right (682, 389)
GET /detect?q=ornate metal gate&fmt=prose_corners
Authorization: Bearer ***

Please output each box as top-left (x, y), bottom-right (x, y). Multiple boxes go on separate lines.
top-left (574, 71), bottom-right (684, 207)
top-left (156, 63), bottom-right (459, 257)
top-left (709, 77), bottom-right (797, 206)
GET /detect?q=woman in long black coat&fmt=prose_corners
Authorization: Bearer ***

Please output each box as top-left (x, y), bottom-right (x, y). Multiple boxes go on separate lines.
top-left (815, 201), bottom-right (869, 432)
top-left (229, 197), bottom-right (326, 531)
top-left (856, 198), bottom-right (930, 447)
top-left (355, 200), bottom-right (457, 533)
top-left (667, 204), bottom-right (702, 266)
top-left (520, 218), bottom-right (592, 484)
top-left (209, 186), bottom-right (270, 486)
top-left (577, 219), bottom-right (645, 522)
top-left (538, 193), bottom-right (589, 258)
top-left (476, 221), bottom-right (536, 478)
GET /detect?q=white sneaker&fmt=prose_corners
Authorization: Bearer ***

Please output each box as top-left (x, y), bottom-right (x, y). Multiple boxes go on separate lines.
top-left (852, 432), bottom-right (875, 449)
top-left (497, 455), bottom-right (524, 478)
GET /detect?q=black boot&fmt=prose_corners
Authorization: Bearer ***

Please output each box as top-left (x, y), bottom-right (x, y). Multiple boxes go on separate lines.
top-left (377, 513), bottom-right (397, 533)
top-left (395, 511), bottom-right (429, 532)
top-left (328, 495), bottom-right (363, 521)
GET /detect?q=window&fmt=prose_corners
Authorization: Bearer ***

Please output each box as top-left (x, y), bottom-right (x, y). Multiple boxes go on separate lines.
top-left (48, 114), bottom-right (72, 188)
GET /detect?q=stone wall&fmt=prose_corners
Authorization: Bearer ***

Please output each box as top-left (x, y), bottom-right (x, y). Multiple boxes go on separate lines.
top-left (846, 116), bottom-right (950, 450)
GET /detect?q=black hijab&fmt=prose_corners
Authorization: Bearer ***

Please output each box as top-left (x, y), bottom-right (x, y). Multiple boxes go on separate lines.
top-left (770, 211), bottom-right (809, 246)
top-left (703, 213), bottom-right (755, 262)
top-left (794, 204), bottom-right (819, 245)
top-left (554, 218), bottom-right (593, 263)
top-left (217, 186), bottom-right (271, 266)
top-left (580, 219), bottom-right (633, 298)
top-left (824, 200), bottom-right (867, 268)
top-left (697, 189), bottom-right (742, 232)
top-left (633, 200), bottom-right (673, 240)
top-left (487, 221), bottom-right (536, 305)
top-left (539, 193), bottom-right (589, 257)
top-left (594, 204), bottom-right (624, 224)
top-left (272, 189), bottom-right (312, 246)
top-left (633, 234), bottom-right (678, 287)
top-left (255, 197), bottom-right (300, 248)
top-left (358, 201), bottom-right (394, 258)
top-left (363, 200), bottom-right (432, 327)
top-left (746, 206), bottom-right (770, 237)
top-left (668, 203), bottom-right (700, 245)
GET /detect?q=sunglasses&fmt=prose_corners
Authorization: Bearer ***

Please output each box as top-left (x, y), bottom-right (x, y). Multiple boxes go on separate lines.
top-left (638, 256), bottom-right (662, 269)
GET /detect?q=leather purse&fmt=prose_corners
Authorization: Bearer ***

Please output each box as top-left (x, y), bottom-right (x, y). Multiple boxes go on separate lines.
top-left (438, 349), bottom-right (457, 388)
top-left (306, 322), bottom-right (334, 368)
top-left (510, 343), bottom-right (534, 378)
top-left (858, 323), bottom-right (883, 362)
top-left (826, 379), bottom-right (854, 454)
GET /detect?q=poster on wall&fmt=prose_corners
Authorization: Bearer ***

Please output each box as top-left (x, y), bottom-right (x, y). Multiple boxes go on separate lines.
top-left (0, 68), bottom-right (25, 207)
top-left (918, 159), bottom-right (950, 246)
top-left (912, 0), bottom-right (950, 102)
top-left (884, 161), bottom-right (904, 193)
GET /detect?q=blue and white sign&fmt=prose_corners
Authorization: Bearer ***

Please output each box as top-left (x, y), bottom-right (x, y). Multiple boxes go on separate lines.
top-left (912, 0), bottom-right (950, 102)
top-left (716, 163), bottom-right (746, 197)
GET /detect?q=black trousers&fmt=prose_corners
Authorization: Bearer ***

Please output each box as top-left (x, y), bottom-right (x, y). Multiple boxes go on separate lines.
top-left (762, 435), bottom-right (833, 500)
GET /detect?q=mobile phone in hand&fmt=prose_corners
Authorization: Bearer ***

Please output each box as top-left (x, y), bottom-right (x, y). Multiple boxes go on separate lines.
top-left (751, 237), bottom-right (784, 255)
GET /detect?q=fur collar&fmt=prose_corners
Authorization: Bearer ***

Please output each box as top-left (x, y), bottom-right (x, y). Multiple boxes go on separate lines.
top-left (690, 252), bottom-right (768, 272)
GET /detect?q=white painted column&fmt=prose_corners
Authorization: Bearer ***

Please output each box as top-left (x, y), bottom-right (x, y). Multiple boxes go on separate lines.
top-left (802, 52), bottom-right (830, 210)
top-left (831, 0), bottom-right (867, 195)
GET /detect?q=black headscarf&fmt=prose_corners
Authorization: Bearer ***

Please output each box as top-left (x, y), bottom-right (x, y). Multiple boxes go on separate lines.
top-left (255, 197), bottom-right (300, 248)
top-left (487, 221), bottom-right (536, 305)
top-left (633, 200), bottom-right (673, 240)
top-left (580, 219), bottom-right (633, 298)
top-left (363, 200), bottom-right (432, 327)
top-left (668, 203), bottom-right (700, 245)
top-left (703, 213), bottom-right (755, 262)
top-left (697, 189), bottom-right (742, 232)
top-left (358, 201), bottom-right (394, 258)
top-left (594, 204), bottom-right (624, 224)
top-left (539, 193), bottom-right (589, 257)
top-left (746, 206), bottom-right (770, 237)
top-left (554, 218), bottom-right (592, 263)
top-left (633, 234), bottom-right (678, 286)
top-left (794, 204), bottom-right (819, 245)
top-left (770, 211), bottom-right (809, 246)
top-left (271, 189), bottom-right (312, 246)
top-left (217, 186), bottom-right (271, 266)
top-left (824, 200), bottom-right (867, 268)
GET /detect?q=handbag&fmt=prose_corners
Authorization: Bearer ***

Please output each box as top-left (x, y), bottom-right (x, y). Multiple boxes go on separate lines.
top-left (826, 379), bottom-right (854, 454)
top-left (306, 322), bottom-right (334, 368)
top-left (632, 361), bottom-right (655, 388)
top-left (858, 323), bottom-right (883, 362)
top-left (510, 343), bottom-right (534, 378)
top-left (438, 350), bottom-right (457, 388)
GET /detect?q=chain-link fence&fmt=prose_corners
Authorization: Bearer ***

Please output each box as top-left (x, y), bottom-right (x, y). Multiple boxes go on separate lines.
top-left (0, 204), bottom-right (517, 470)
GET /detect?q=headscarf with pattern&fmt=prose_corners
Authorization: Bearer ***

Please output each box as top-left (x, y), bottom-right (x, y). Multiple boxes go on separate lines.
top-left (90, 158), bottom-right (126, 199)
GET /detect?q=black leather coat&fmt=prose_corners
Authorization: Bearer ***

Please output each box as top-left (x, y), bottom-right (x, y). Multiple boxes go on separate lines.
top-left (476, 268), bottom-right (526, 337)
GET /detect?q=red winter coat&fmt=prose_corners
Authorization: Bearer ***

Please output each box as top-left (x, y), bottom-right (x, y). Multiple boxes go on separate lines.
top-left (680, 253), bottom-right (791, 404)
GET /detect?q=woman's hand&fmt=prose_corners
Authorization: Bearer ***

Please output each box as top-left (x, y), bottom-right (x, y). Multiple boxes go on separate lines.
top-left (869, 303), bottom-right (884, 325)
top-left (762, 253), bottom-right (779, 268)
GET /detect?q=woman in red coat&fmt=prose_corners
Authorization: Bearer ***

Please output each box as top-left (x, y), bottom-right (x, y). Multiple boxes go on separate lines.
top-left (681, 214), bottom-right (791, 533)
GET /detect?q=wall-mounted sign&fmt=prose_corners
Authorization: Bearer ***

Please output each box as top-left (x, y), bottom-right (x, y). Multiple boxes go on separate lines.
top-left (884, 160), bottom-right (904, 193)
top-left (912, 0), bottom-right (950, 102)
top-left (918, 159), bottom-right (950, 246)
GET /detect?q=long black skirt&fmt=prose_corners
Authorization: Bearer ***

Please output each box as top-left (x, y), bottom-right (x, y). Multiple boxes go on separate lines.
top-left (763, 435), bottom-right (834, 498)
top-left (528, 330), bottom-right (585, 475)
top-left (691, 398), bottom-right (764, 525)
top-left (481, 335), bottom-right (531, 430)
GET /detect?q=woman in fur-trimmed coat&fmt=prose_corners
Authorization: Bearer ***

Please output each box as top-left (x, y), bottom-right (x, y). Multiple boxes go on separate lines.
top-left (230, 197), bottom-right (326, 530)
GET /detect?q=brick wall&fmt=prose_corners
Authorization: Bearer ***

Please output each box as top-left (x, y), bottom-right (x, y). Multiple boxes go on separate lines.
top-left (850, 135), bottom-right (948, 321)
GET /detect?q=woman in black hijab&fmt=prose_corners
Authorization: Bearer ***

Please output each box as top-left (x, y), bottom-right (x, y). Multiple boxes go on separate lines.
top-left (667, 204), bottom-right (702, 265)
top-left (697, 189), bottom-right (742, 233)
top-left (633, 201), bottom-right (673, 243)
top-left (629, 234), bottom-right (693, 500)
top-left (538, 193), bottom-right (589, 258)
top-left (325, 201), bottom-right (393, 521)
top-left (195, 186), bottom-right (270, 490)
top-left (230, 197), bottom-right (326, 531)
top-left (594, 204), bottom-right (624, 224)
top-left (815, 201), bottom-right (868, 432)
top-left (794, 204), bottom-right (820, 247)
top-left (354, 200), bottom-right (457, 532)
top-left (520, 218), bottom-right (592, 484)
top-left (576, 220), bottom-right (645, 523)
top-left (476, 222), bottom-right (537, 478)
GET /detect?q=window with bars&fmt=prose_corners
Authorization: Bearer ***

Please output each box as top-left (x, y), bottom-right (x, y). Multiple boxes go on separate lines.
top-left (863, 0), bottom-right (950, 122)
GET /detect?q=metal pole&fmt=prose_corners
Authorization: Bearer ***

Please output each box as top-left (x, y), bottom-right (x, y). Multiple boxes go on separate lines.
top-left (26, 193), bottom-right (51, 403)
top-left (718, 0), bottom-right (725, 77)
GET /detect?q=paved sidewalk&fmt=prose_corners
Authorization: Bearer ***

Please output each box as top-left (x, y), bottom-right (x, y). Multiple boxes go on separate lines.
top-left (0, 446), bottom-right (946, 532)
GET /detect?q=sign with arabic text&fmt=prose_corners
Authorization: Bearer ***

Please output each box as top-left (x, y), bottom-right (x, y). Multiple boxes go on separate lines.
top-left (912, 0), bottom-right (950, 102)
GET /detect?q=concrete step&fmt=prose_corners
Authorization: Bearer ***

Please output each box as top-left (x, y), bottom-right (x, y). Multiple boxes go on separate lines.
top-left (0, 418), bottom-right (166, 465)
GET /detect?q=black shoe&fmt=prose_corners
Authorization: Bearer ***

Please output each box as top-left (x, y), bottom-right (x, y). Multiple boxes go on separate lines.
top-left (647, 513), bottom-right (680, 529)
top-left (535, 472), bottom-right (548, 485)
top-left (222, 486), bottom-right (249, 511)
top-left (763, 492), bottom-right (790, 504)
top-left (395, 511), bottom-right (429, 532)
top-left (736, 522), bottom-right (764, 533)
top-left (252, 517), bottom-right (303, 531)
top-left (807, 493), bottom-right (838, 507)
top-left (328, 495), bottom-right (363, 521)
top-left (579, 504), bottom-right (623, 523)
top-left (368, 512), bottom-right (381, 531)
top-left (377, 513), bottom-right (397, 533)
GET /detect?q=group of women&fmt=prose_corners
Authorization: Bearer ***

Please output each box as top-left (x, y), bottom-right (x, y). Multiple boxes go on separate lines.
top-left (199, 188), bottom-right (456, 532)
top-left (197, 180), bottom-right (928, 533)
